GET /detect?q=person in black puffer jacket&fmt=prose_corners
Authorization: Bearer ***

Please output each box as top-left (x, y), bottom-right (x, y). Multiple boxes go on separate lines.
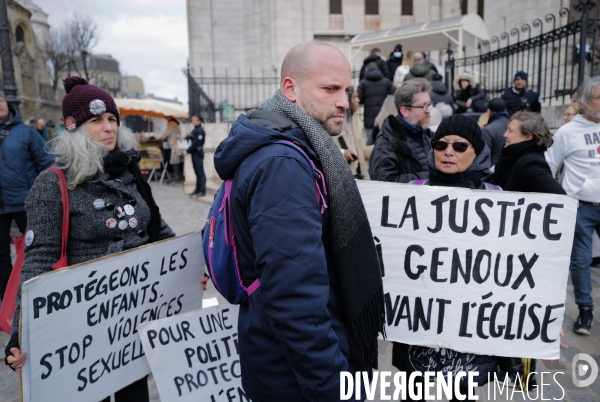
top-left (370, 79), bottom-right (432, 183)
top-left (359, 48), bottom-right (392, 80)
top-left (358, 63), bottom-right (395, 145)
top-left (429, 73), bottom-right (454, 108)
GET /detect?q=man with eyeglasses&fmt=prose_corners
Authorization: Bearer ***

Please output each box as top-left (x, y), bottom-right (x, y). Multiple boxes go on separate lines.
top-left (370, 78), bottom-right (433, 183)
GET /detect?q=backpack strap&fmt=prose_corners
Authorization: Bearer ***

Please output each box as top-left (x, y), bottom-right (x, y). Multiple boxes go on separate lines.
top-left (218, 179), bottom-right (260, 297)
top-left (274, 140), bottom-right (328, 214)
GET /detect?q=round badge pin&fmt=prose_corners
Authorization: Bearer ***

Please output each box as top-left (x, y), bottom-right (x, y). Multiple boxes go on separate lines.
top-left (114, 206), bottom-right (126, 219)
top-left (118, 220), bottom-right (128, 230)
top-left (129, 217), bottom-right (138, 228)
top-left (65, 116), bottom-right (77, 132)
top-left (25, 230), bottom-right (35, 246)
top-left (93, 199), bottom-right (106, 211)
top-left (106, 218), bottom-right (117, 229)
top-left (89, 99), bottom-right (107, 116)
top-left (124, 204), bottom-right (135, 216)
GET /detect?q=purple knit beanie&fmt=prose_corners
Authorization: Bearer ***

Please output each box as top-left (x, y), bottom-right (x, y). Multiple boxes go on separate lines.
top-left (61, 76), bottom-right (120, 131)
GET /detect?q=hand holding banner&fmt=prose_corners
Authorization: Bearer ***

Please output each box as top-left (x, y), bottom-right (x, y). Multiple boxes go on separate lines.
top-left (20, 232), bottom-right (205, 402)
top-left (358, 181), bottom-right (577, 360)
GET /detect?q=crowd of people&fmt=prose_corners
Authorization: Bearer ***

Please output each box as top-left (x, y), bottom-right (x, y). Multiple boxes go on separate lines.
top-left (0, 39), bottom-right (597, 401)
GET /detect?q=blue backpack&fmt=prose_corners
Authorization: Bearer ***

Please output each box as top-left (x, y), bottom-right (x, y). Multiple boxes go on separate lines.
top-left (202, 140), bottom-right (328, 304)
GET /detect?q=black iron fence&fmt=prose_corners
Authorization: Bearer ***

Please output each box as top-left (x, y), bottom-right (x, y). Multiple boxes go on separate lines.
top-left (186, 66), bottom-right (364, 123)
top-left (446, 5), bottom-right (600, 106)
top-left (186, 67), bottom-right (279, 123)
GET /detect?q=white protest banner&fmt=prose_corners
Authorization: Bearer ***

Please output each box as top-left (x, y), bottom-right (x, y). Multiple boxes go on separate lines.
top-left (138, 305), bottom-right (248, 402)
top-left (20, 232), bottom-right (204, 402)
top-left (358, 181), bottom-right (577, 359)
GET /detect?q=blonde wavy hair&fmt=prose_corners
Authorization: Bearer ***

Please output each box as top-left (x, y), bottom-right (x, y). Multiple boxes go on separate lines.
top-left (51, 124), bottom-right (138, 189)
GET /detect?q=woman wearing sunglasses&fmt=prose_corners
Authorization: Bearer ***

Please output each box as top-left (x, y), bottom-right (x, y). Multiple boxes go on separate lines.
top-left (393, 115), bottom-right (498, 401)
top-left (413, 114), bottom-right (494, 189)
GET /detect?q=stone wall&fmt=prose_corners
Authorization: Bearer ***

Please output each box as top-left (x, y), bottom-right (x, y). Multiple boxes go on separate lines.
top-left (187, 0), bottom-right (572, 75)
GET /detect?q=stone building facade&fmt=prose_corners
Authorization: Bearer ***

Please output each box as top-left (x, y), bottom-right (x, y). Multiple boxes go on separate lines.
top-left (187, 0), bottom-right (571, 75)
top-left (1, 0), bottom-right (61, 121)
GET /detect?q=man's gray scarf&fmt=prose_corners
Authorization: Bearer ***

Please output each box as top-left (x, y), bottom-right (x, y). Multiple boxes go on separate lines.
top-left (260, 90), bottom-right (385, 373)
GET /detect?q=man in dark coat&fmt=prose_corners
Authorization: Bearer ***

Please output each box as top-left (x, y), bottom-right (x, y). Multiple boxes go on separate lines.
top-left (482, 98), bottom-right (510, 165)
top-left (214, 41), bottom-right (384, 401)
top-left (403, 52), bottom-right (436, 82)
top-left (0, 92), bottom-right (53, 300)
top-left (370, 78), bottom-right (432, 182)
top-left (359, 47), bottom-right (391, 81)
top-left (386, 43), bottom-right (403, 78)
top-left (358, 62), bottom-right (395, 145)
top-left (184, 114), bottom-right (206, 197)
top-left (429, 73), bottom-right (453, 107)
top-left (501, 71), bottom-right (541, 115)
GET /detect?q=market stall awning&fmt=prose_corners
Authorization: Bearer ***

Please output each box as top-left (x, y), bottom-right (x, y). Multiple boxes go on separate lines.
top-left (349, 14), bottom-right (489, 63)
top-left (114, 98), bottom-right (188, 119)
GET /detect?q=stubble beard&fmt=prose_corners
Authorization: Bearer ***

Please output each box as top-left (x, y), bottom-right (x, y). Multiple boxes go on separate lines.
top-left (298, 92), bottom-right (344, 136)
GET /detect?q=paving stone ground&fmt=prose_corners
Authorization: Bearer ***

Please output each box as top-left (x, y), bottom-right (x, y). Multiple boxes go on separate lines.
top-left (0, 181), bottom-right (598, 401)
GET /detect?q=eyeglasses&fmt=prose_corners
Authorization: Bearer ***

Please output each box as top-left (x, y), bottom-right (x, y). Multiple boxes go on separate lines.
top-left (563, 113), bottom-right (576, 117)
top-left (404, 103), bottom-right (433, 111)
top-left (432, 140), bottom-right (472, 153)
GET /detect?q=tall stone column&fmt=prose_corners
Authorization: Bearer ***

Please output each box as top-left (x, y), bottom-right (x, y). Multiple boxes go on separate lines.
top-left (0, 0), bottom-right (20, 108)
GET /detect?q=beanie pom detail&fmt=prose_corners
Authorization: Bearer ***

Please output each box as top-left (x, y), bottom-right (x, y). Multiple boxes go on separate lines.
top-left (63, 76), bottom-right (88, 94)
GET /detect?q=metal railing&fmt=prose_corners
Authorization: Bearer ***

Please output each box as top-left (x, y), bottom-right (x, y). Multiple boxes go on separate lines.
top-left (186, 67), bottom-right (364, 123)
top-left (445, 5), bottom-right (600, 106)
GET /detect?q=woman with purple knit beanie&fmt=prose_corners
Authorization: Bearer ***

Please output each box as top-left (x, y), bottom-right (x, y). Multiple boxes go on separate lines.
top-left (5, 77), bottom-right (175, 402)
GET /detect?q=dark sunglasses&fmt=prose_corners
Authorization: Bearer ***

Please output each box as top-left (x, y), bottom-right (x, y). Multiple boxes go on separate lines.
top-left (432, 140), bottom-right (472, 153)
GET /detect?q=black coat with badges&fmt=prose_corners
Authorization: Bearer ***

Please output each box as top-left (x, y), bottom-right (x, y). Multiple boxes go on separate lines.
top-left (10, 167), bottom-right (175, 337)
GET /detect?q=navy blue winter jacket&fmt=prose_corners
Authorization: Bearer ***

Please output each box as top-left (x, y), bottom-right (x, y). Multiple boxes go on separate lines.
top-left (0, 104), bottom-right (53, 214)
top-left (186, 124), bottom-right (205, 154)
top-left (213, 110), bottom-right (359, 401)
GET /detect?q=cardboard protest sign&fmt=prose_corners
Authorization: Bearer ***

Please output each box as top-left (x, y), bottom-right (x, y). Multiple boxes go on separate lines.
top-left (20, 232), bottom-right (204, 402)
top-left (357, 181), bottom-right (577, 360)
top-left (138, 305), bottom-right (249, 401)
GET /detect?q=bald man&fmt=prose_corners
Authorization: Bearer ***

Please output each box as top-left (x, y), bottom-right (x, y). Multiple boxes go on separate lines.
top-left (213, 41), bottom-right (384, 401)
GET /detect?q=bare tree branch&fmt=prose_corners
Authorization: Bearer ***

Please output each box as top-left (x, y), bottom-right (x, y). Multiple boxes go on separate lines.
top-left (68, 13), bottom-right (100, 81)
top-left (44, 27), bottom-right (76, 95)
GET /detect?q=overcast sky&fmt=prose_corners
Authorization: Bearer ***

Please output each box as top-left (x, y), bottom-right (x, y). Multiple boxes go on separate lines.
top-left (35, 0), bottom-right (189, 105)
